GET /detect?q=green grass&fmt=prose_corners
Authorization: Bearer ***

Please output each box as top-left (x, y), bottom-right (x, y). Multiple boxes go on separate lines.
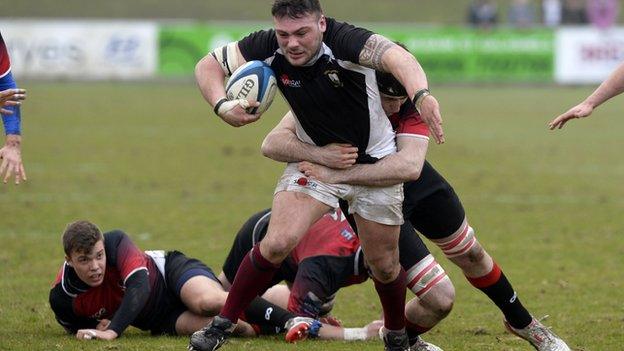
top-left (0, 82), bottom-right (623, 350)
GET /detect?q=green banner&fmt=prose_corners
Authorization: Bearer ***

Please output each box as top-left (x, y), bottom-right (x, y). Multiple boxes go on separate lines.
top-left (159, 23), bottom-right (554, 82)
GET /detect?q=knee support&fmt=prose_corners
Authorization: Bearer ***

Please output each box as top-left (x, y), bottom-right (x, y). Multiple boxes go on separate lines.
top-left (406, 254), bottom-right (448, 297)
top-left (434, 218), bottom-right (477, 258)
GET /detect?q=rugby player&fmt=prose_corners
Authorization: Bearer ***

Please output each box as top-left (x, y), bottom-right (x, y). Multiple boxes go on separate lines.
top-left (549, 61), bottom-right (624, 129)
top-left (48, 220), bottom-right (325, 341)
top-left (0, 31), bottom-right (27, 185)
top-left (263, 68), bottom-right (571, 351)
top-left (220, 208), bottom-right (453, 350)
top-left (192, 1), bottom-right (443, 350)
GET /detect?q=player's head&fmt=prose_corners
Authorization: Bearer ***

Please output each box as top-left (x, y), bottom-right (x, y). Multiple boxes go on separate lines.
top-left (376, 70), bottom-right (408, 117)
top-left (63, 220), bottom-right (106, 287)
top-left (272, 0), bottom-right (326, 66)
top-left (376, 41), bottom-right (409, 116)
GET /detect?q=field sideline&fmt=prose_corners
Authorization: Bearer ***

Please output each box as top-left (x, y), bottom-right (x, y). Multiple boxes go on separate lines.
top-left (0, 82), bottom-right (622, 350)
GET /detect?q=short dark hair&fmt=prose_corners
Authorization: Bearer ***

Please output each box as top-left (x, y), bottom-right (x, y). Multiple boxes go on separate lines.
top-left (376, 42), bottom-right (409, 97)
top-left (271, 0), bottom-right (323, 19)
top-left (62, 220), bottom-right (103, 256)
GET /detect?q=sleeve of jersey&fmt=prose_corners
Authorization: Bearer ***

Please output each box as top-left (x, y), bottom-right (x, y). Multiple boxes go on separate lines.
top-left (323, 18), bottom-right (374, 63)
top-left (396, 112), bottom-right (430, 140)
top-left (49, 284), bottom-right (98, 334)
top-left (107, 269), bottom-right (150, 336)
top-left (238, 29), bottom-right (279, 62)
top-left (0, 71), bottom-right (21, 135)
top-left (106, 230), bottom-right (149, 283)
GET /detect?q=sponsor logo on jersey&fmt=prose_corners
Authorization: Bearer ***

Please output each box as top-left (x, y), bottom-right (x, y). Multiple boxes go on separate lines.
top-left (280, 74), bottom-right (302, 88)
top-left (340, 228), bottom-right (355, 241)
top-left (90, 307), bottom-right (107, 320)
top-left (324, 70), bottom-right (343, 87)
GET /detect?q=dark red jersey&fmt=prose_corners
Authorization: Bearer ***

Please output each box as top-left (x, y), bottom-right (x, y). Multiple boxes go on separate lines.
top-left (0, 32), bottom-right (11, 78)
top-left (389, 102), bottom-right (429, 138)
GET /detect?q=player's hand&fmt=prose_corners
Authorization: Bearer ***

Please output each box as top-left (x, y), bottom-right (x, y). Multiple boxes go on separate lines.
top-left (0, 88), bottom-right (26, 114)
top-left (216, 99), bottom-right (261, 127)
top-left (76, 329), bottom-right (118, 341)
top-left (298, 161), bottom-right (338, 183)
top-left (419, 95), bottom-right (444, 144)
top-left (0, 135), bottom-right (26, 185)
top-left (549, 102), bottom-right (593, 130)
top-left (319, 315), bottom-right (342, 327)
top-left (96, 319), bottom-right (111, 331)
top-left (365, 320), bottom-right (384, 339)
top-left (317, 143), bottom-right (358, 169)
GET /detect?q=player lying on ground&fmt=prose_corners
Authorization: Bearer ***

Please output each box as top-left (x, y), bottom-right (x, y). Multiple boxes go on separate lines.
top-left (49, 220), bottom-right (351, 341)
top-left (0, 31), bottom-right (27, 185)
top-left (549, 60), bottom-right (624, 130)
top-left (262, 65), bottom-right (572, 351)
top-left (221, 207), bottom-right (453, 350)
top-left (192, 1), bottom-right (444, 350)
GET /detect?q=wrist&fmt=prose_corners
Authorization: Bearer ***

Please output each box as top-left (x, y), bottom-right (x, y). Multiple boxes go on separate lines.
top-left (343, 327), bottom-right (368, 341)
top-left (412, 88), bottom-right (431, 113)
top-left (213, 97), bottom-right (228, 116)
top-left (5, 134), bottom-right (21, 147)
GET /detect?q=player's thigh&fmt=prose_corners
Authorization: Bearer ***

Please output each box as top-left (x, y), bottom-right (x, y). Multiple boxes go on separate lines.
top-left (408, 186), bottom-right (466, 240)
top-left (261, 284), bottom-right (291, 310)
top-left (179, 275), bottom-right (228, 315)
top-left (260, 190), bottom-right (330, 258)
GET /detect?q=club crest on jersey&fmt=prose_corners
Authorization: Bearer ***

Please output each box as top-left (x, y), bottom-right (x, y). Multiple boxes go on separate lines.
top-left (280, 74), bottom-right (302, 88)
top-left (324, 70), bottom-right (343, 87)
top-left (340, 228), bottom-right (355, 241)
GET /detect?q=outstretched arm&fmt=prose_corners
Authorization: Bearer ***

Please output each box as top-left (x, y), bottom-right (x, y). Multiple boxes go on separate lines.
top-left (549, 61), bottom-right (624, 130)
top-left (359, 35), bottom-right (444, 144)
top-left (0, 74), bottom-right (27, 185)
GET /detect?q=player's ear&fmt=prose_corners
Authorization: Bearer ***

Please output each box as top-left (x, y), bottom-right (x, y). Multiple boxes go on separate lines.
top-left (65, 255), bottom-right (72, 266)
top-left (318, 14), bottom-right (326, 32)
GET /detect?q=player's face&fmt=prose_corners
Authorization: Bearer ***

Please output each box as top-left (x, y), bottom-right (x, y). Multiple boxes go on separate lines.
top-left (274, 13), bottom-right (326, 66)
top-left (380, 93), bottom-right (408, 116)
top-left (66, 240), bottom-right (106, 287)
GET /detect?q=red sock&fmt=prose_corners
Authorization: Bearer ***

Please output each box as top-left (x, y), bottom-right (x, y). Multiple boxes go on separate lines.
top-left (220, 245), bottom-right (279, 322)
top-left (374, 268), bottom-right (407, 331)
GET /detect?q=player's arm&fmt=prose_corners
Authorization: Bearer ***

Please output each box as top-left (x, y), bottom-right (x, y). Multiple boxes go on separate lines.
top-left (103, 269), bottom-right (150, 338)
top-left (261, 112), bottom-right (358, 168)
top-left (299, 135), bottom-right (428, 186)
top-left (195, 42), bottom-right (260, 127)
top-left (549, 61), bottom-right (624, 130)
top-left (0, 72), bottom-right (27, 184)
top-left (359, 35), bottom-right (444, 144)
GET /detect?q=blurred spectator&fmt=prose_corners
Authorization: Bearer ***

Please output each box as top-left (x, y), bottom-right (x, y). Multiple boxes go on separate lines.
top-left (587, 0), bottom-right (619, 29)
top-left (508, 0), bottom-right (537, 28)
top-left (542, 0), bottom-right (562, 27)
top-left (468, 0), bottom-right (499, 29)
top-left (562, 0), bottom-right (589, 24)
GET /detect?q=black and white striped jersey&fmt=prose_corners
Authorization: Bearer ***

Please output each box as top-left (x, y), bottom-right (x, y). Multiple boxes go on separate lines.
top-left (237, 17), bottom-right (396, 164)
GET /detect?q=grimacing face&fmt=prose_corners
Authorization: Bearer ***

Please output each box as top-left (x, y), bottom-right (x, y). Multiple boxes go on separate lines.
top-left (66, 240), bottom-right (106, 287)
top-left (274, 12), bottom-right (326, 66)
top-left (380, 93), bottom-right (408, 117)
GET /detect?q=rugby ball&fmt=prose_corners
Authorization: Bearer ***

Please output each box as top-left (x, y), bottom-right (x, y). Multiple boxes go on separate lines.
top-left (225, 60), bottom-right (277, 114)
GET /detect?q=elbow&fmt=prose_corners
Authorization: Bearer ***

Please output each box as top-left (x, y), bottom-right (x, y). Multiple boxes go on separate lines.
top-left (402, 162), bottom-right (423, 182)
top-left (261, 135), bottom-right (276, 159)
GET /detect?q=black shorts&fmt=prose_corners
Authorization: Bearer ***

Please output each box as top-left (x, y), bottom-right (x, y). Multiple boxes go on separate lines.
top-left (147, 250), bottom-right (220, 336)
top-left (222, 209), bottom-right (297, 289)
top-left (403, 160), bottom-right (466, 239)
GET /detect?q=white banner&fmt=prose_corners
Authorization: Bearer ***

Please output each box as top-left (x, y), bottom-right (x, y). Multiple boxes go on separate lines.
top-left (2, 20), bottom-right (157, 80)
top-left (555, 26), bottom-right (624, 84)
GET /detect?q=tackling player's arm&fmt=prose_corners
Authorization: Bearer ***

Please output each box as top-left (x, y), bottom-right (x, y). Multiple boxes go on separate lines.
top-left (549, 61), bottom-right (624, 130)
top-left (359, 35), bottom-right (444, 144)
top-left (299, 135), bottom-right (428, 186)
top-left (261, 111), bottom-right (358, 169)
top-left (195, 42), bottom-right (259, 127)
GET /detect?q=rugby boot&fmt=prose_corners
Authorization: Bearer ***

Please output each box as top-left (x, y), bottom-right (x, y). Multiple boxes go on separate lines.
top-left (188, 316), bottom-right (235, 351)
top-left (504, 317), bottom-right (571, 351)
top-left (410, 336), bottom-right (443, 351)
top-left (284, 316), bottom-right (322, 343)
top-left (380, 327), bottom-right (411, 351)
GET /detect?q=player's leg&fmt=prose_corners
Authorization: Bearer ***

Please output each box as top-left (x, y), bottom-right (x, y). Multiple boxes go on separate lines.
top-left (261, 284), bottom-right (291, 310)
top-left (175, 312), bottom-right (257, 337)
top-left (397, 221), bottom-right (453, 350)
top-left (409, 167), bottom-right (570, 350)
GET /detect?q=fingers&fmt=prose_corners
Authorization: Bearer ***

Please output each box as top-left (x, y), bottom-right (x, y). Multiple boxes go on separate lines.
top-left (3, 161), bottom-right (14, 184)
top-left (19, 164), bottom-right (27, 182)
